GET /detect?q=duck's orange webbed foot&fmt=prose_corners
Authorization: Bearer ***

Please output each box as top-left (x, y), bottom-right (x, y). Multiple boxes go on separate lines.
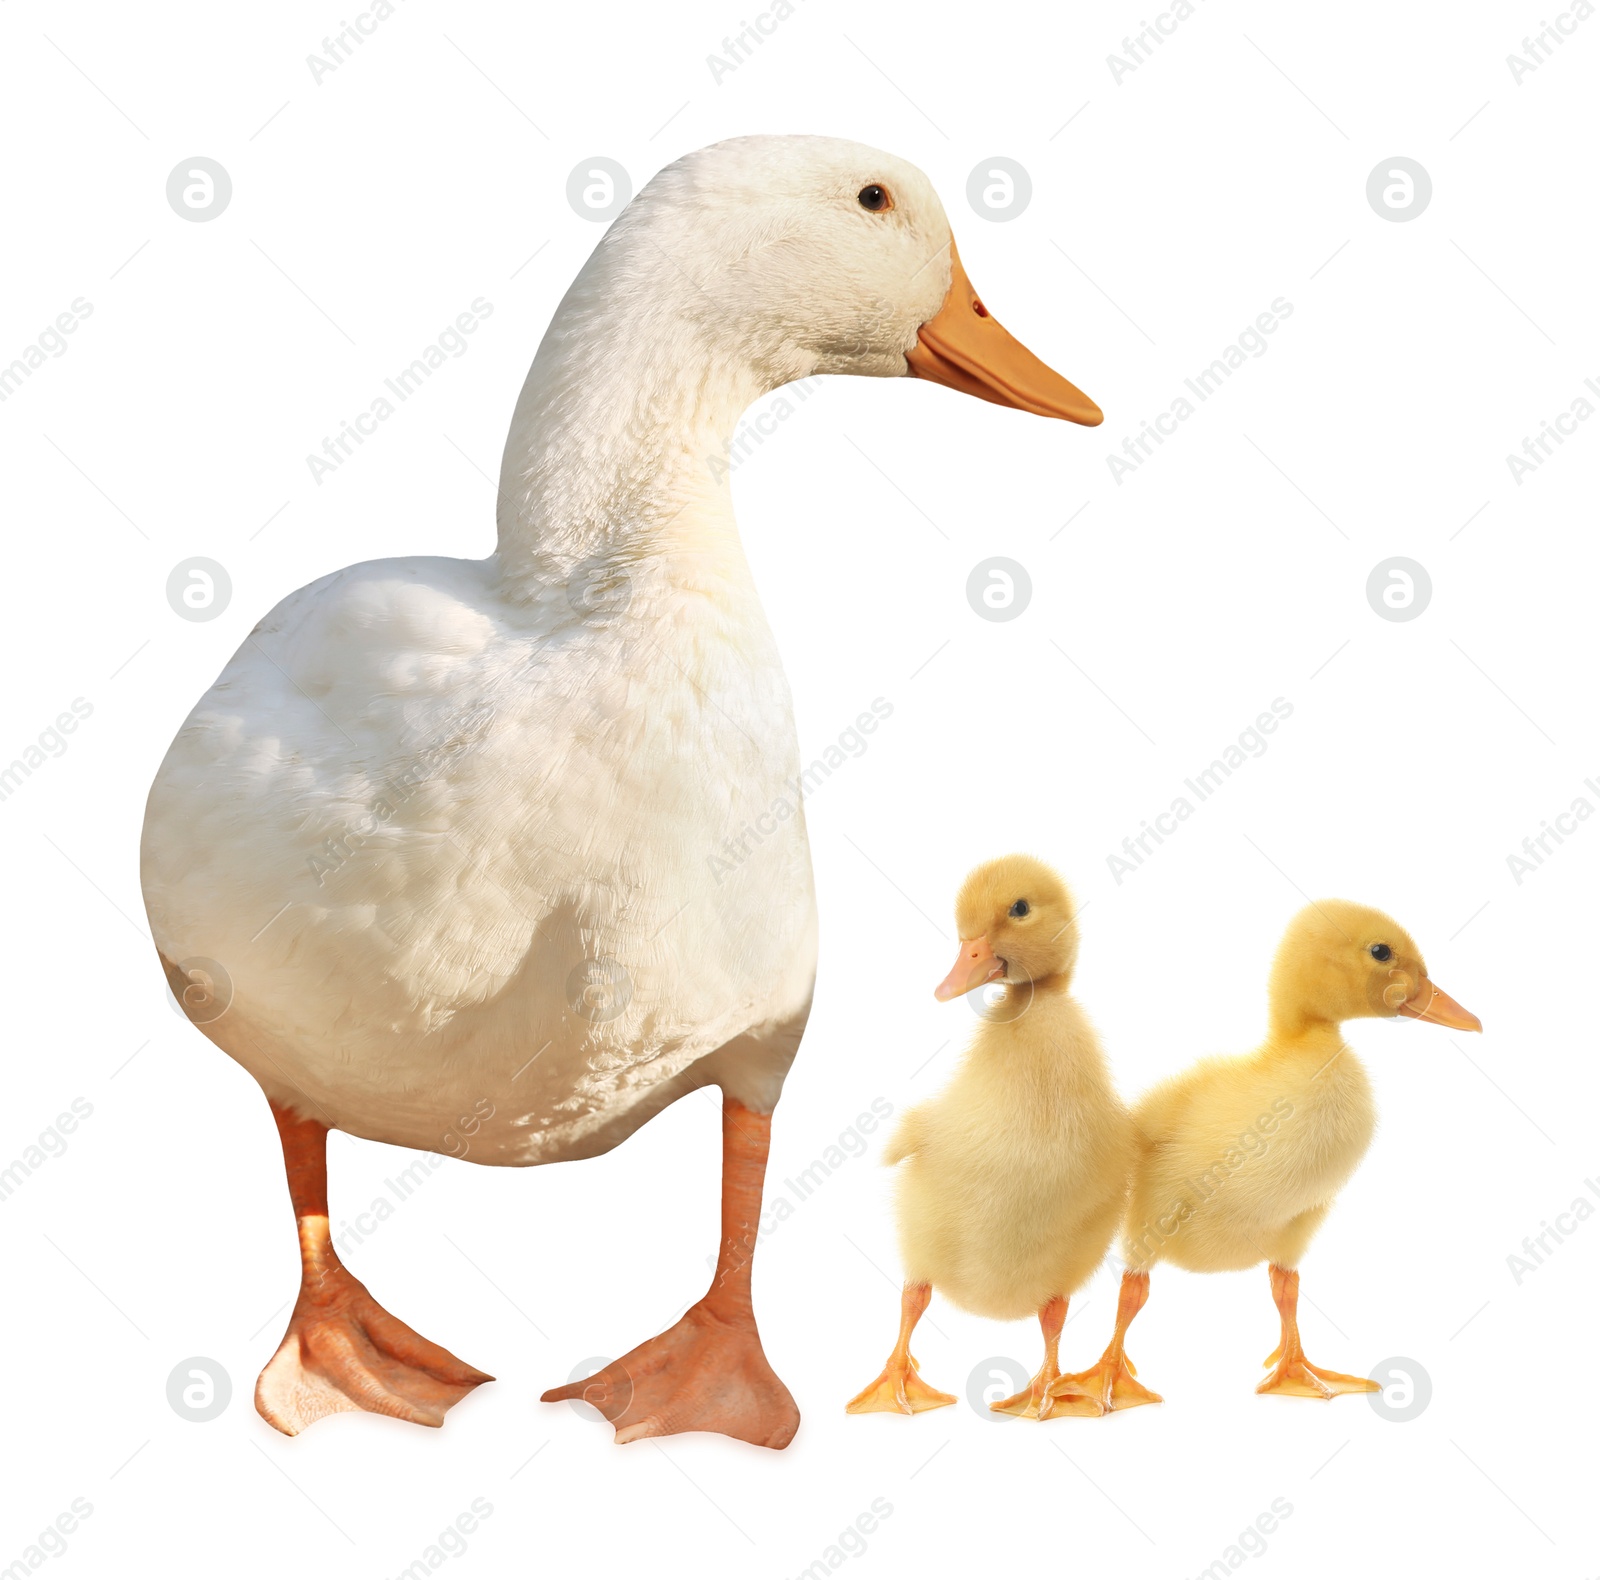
top-left (544, 1098), bottom-right (798, 1448)
top-left (1256, 1263), bottom-right (1378, 1400)
top-left (544, 1301), bottom-right (799, 1447)
top-left (256, 1101), bottom-right (490, 1436)
top-left (257, 1265), bottom-right (492, 1434)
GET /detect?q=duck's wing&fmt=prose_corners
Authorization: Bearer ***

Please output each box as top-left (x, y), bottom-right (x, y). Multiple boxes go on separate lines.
top-left (142, 554), bottom-right (600, 1006)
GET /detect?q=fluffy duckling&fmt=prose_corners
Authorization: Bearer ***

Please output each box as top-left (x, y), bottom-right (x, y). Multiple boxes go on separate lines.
top-left (847, 856), bottom-right (1135, 1420)
top-left (1051, 899), bottom-right (1481, 1410)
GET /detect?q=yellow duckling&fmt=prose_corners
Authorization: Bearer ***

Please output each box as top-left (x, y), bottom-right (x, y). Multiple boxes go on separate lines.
top-left (1050, 898), bottom-right (1481, 1410)
top-left (847, 856), bottom-right (1135, 1420)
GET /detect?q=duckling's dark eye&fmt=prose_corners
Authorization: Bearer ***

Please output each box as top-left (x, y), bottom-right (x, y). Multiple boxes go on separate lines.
top-left (857, 184), bottom-right (892, 212)
top-left (1009, 899), bottom-right (1029, 918)
top-left (1370, 943), bottom-right (1392, 962)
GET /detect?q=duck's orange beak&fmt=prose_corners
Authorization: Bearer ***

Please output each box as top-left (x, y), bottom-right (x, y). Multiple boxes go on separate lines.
top-left (906, 241), bottom-right (1102, 425)
top-left (935, 934), bottom-right (1004, 1002)
top-left (1397, 977), bottom-right (1482, 1032)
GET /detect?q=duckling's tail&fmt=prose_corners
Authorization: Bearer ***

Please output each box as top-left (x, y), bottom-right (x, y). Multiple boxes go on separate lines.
top-left (1115, 1114), bottom-right (1162, 1274)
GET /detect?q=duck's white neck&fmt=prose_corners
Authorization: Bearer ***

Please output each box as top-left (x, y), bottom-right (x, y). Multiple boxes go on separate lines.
top-left (494, 248), bottom-right (803, 602)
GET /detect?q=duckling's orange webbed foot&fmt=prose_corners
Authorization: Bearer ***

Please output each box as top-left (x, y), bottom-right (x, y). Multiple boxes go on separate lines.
top-left (990, 1295), bottom-right (1100, 1420)
top-left (846, 1280), bottom-right (956, 1415)
top-left (990, 1368), bottom-right (1058, 1419)
top-left (544, 1098), bottom-right (798, 1449)
top-left (544, 1302), bottom-right (799, 1447)
top-left (1049, 1353), bottom-right (1161, 1413)
top-left (1048, 1270), bottom-right (1163, 1414)
top-left (846, 1356), bottom-right (957, 1415)
top-left (256, 1102), bottom-right (491, 1436)
top-left (1255, 1355), bottom-right (1377, 1399)
top-left (1256, 1264), bottom-right (1377, 1401)
top-left (995, 1369), bottom-right (1106, 1420)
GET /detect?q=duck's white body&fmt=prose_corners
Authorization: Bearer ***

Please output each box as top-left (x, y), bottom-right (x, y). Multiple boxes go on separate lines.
top-left (143, 545), bottom-right (815, 1164)
top-left (141, 130), bottom-right (1093, 1181)
top-left (138, 137), bottom-right (963, 1167)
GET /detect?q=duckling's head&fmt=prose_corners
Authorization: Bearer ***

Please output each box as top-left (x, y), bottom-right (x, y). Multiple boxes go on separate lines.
top-left (586, 135), bottom-right (1100, 423)
top-left (1267, 899), bottom-right (1481, 1037)
top-left (934, 855), bottom-right (1080, 1001)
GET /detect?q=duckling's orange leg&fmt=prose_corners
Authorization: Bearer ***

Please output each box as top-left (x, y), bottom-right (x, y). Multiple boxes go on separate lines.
top-left (990, 1296), bottom-right (1097, 1420)
top-left (1255, 1264), bottom-right (1378, 1399)
top-left (845, 1281), bottom-right (957, 1415)
top-left (255, 1101), bottom-right (493, 1435)
top-left (542, 1098), bottom-right (800, 1448)
top-left (1047, 1270), bottom-right (1164, 1413)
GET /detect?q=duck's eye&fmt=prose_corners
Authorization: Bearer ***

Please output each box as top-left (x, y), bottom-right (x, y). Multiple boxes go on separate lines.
top-left (1009, 899), bottom-right (1029, 918)
top-left (857, 184), bottom-right (892, 212)
top-left (1370, 943), bottom-right (1392, 962)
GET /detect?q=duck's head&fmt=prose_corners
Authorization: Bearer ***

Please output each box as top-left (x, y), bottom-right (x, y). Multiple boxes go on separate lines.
top-left (588, 135), bottom-right (1101, 424)
top-left (1267, 899), bottom-right (1482, 1037)
top-left (934, 855), bottom-right (1081, 1001)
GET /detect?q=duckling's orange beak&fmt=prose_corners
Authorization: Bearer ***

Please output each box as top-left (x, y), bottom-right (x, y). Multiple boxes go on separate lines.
top-left (1397, 977), bottom-right (1482, 1032)
top-left (906, 241), bottom-right (1102, 426)
top-left (935, 935), bottom-right (1004, 1002)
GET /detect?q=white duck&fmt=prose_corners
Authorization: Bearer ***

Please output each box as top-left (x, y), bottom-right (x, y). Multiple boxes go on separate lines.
top-left (140, 134), bottom-right (1101, 1449)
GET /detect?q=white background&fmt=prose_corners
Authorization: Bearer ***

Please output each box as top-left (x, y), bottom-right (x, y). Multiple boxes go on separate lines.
top-left (1, 1), bottom-right (1594, 1576)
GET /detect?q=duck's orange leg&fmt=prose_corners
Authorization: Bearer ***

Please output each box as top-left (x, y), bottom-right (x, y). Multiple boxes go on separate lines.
top-left (845, 1280), bottom-right (956, 1415)
top-left (1256, 1264), bottom-right (1378, 1398)
top-left (542, 1097), bottom-right (799, 1448)
top-left (1047, 1269), bottom-right (1163, 1413)
top-left (255, 1102), bottom-right (492, 1435)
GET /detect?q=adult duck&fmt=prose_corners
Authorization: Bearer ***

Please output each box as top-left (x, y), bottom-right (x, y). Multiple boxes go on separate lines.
top-left (140, 134), bottom-right (1102, 1449)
